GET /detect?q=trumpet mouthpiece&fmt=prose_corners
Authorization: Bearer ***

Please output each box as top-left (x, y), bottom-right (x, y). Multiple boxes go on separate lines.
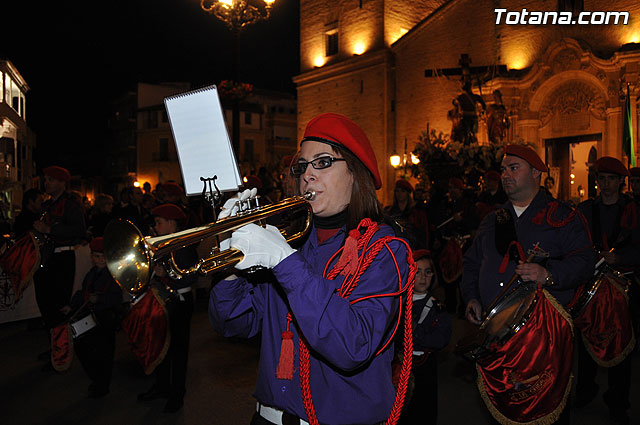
top-left (304, 191), bottom-right (316, 201)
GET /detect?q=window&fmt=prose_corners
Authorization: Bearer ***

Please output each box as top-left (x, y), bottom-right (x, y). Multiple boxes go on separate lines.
top-left (245, 112), bottom-right (252, 125)
top-left (148, 110), bottom-right (158, 128)
top-left (326, 30), bottom-right (338, 56)
top-left (158, 138), bottom-right (169, 161)
top-left (244, 139), bottom-right (254, 162)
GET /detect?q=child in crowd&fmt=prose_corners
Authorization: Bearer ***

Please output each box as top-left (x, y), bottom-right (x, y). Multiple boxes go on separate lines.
top-left (62, 237), bottom-right (123, 398)
top-left (399, 249), bottom-right (452, 425)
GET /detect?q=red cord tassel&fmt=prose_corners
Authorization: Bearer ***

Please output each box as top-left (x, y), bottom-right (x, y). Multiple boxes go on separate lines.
top-left (276, 315), bottom-right (294, 380)
top-left (334, 229), bottom-right (360, 277)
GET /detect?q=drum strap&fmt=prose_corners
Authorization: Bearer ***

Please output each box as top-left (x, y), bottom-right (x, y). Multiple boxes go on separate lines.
top-left (494, 208), bottom-right (518, 259)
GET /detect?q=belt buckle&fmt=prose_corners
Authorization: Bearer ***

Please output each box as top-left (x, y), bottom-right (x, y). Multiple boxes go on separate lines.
top-left (281, 411), bottom-right (300, 425)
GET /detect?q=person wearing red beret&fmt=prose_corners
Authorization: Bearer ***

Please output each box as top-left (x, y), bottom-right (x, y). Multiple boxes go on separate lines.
top-left (383, 179), bottom-right (430, 250)
top-left (628, 167), bottom-right (640, 202)
top-left (137, 203), bottom-right (198, 413)
top-left (32, 165), bottom-right (87, 367)
top-left (477, 170), bottom-right (508, 216)
top-left (461, 145), bottom-right (595, 425)
top-left (395, 250), bottom-right (451, 425)
top-left (62, 237), bottom-right (123, 398)
top-left (210, 113), bottom-right (414, 424)
top-left (574, 156), bottom-right (638, 424)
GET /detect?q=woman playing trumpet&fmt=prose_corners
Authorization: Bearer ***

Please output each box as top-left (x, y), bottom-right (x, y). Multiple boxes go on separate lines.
top-left (209, 113), bottom-right (415, 425)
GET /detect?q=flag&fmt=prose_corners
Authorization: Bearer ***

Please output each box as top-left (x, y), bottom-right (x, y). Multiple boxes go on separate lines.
top-left (623, 84), bottom-right (636, 167)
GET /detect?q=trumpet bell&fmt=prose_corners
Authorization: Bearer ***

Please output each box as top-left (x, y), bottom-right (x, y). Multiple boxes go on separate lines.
top-left (103, 194), bottom-right (314, 296)
top-left (104, 219), bottom-right (151, 296)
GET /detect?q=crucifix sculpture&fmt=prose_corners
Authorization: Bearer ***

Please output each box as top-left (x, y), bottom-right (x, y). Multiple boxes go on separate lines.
top-left (426, 54), bottom-right (507, 145)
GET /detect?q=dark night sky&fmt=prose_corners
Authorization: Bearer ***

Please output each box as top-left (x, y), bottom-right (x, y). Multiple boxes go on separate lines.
top-left (2, 0), bottom-right (299, 177)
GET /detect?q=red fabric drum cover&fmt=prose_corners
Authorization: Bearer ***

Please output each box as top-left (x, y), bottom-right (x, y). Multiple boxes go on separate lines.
top-left (570, 272), bottom-right (635, 367)
top-left (51, 323), bottom-right (73, 372)
top-left (121, 286), bottom-right (170, 375)
top-left (0, 232), bottom-right (40, 302)
top-left (477, 287), bottom-right (574, 425)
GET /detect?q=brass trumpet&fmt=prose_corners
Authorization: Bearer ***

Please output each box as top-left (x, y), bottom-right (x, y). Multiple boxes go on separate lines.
top-left (103, 192), bottom-right (315, 296)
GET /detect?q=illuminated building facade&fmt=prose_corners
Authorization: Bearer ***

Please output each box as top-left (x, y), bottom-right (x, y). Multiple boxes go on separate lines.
top-left (0, 60), bottom-right (37, 215)
top-left (295, 0), bottom-right (640, 203)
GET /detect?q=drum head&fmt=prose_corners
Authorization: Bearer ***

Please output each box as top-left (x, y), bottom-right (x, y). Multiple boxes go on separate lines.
top-left (484, 283), bottom-right (537, 340)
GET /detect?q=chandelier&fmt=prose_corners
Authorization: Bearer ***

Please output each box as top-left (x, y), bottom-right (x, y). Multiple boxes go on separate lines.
top-left (200, 0), bottom-right (276, 31)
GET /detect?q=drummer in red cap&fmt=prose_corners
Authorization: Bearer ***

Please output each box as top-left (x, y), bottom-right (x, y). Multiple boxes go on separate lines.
top-left (574, 156), bottom-right (638, 423)
top-left (32, 165), bottom-right (87, 360)
top-left (136, 203), bottom-right (198, 413)
top-left (211, 113), bottom-right (414, 424)
top-left (63, 236), bottom-right (122, 398)
top-left (461, 144), bottom-right (595, 425)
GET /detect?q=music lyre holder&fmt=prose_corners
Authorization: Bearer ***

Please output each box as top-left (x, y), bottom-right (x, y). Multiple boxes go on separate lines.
top-left (201, 176), bottom-right (222, 221)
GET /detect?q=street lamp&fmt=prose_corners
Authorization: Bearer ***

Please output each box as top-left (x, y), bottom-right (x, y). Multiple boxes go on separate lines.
top-left (200, 0), bottom-right (276, 31)
top-left (200, 0), bottom-right (277, 154)
top-left (390, 138), bottom-right (420, 173)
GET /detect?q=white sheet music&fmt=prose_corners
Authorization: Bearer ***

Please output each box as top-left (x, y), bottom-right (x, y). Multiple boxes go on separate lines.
top-left (164, 85), bottom-right (242, 195)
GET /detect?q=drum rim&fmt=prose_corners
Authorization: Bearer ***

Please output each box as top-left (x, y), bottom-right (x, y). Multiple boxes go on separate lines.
top-left (481, 282), bottom-right (538, 343)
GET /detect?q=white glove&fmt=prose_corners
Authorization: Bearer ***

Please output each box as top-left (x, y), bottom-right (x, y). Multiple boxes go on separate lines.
top-left (230, 223), bottom-right (296, 270)
top-left (218, 188), bottom-right (258, 220)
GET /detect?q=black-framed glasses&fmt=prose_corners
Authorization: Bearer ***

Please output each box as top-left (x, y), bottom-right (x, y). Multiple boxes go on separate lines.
top-left (290, 156), bottom-right (346, 176)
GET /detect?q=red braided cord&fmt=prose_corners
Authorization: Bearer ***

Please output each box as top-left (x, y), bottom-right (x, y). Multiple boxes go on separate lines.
top-left (299, 336), bottom-right (319, 425)
top-left (297, 220), bottom-right (416, 425)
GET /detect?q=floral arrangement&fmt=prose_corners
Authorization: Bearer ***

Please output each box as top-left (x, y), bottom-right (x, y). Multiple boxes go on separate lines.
top-left (218, 80), bottom-right (253, 102)
top-left (408, 128), bottom-right (533, 189)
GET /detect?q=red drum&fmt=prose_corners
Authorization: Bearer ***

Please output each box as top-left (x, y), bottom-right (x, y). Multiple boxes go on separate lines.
top-left (0, 232), bottom-right (40, 302)
top-left (456, 283), bottom-right (538, 362)
top-left (569, 264), bottom-right (635, 366)
top-left (476, 285), bottom-right (574, 425)
top-left (121, 282), bottom-right (177, 375)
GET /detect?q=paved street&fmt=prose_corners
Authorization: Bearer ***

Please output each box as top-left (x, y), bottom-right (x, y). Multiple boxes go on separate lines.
top-left (1, 291), bottom-right (638, 425)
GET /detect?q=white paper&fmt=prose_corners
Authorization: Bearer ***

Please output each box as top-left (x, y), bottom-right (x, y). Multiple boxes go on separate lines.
top-left (164, 85), bottom-right (242, 195)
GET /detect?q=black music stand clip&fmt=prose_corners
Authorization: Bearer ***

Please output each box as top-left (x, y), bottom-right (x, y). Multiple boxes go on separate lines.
top-left (200, 176), bottom-right (222, 220)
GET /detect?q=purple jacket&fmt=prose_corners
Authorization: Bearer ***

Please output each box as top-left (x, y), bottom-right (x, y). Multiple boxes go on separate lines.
top-left (209, 223), bottom-right (409, 424)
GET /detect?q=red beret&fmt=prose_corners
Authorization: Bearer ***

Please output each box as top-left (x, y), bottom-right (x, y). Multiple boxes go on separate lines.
top-left (161, 182), bottom-right (184, 196)
top-left (43, 166), bottom-right (71, 182)
top-left (395, 179), bottom-right (414, 192)
top-left (448, 177), bottom-right (464, 190)
top-left (152, 203), bottom-right (187, 221)
top-left (412, 249), bottom-right (432, 262)
top-left (89, 237), bottom-right (104, 253)
top-left (504, 145), bottom-right (548, 172)
top-left (244, 175), bottom-right (263, 189)
top-left (595, 157), bottom-right (629, 176)
top-left (484, 170), bottom-right (501, 182)
top-left (302, 113), bottom-right (382, 189)
top-left (630, 167), bottom-right (640, 178)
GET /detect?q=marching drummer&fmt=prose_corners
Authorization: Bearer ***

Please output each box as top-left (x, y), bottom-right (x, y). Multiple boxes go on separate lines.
top-left (136, 203), bottom-right (199, 413)
top-left (574, 157), bottom-right (638, 425)
top-left (460, 145), bottom-right (595, 425)
top-left (209, 113), bottom-right (414, 425)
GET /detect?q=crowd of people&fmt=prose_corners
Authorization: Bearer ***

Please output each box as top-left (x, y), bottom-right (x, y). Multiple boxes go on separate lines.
top-left (4, 112), bottom-right (639, 425)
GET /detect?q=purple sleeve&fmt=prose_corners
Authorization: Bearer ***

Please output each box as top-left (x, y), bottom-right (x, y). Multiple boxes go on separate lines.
top-left (208, 276), bottom-right (266, 338)
top-left (273, 239), bottom-right (408, 371)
